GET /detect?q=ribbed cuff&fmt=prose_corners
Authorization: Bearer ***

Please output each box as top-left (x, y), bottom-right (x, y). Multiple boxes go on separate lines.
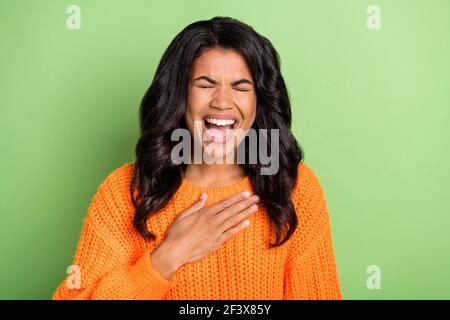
top-left (128, 248), bottom-right (178, 300)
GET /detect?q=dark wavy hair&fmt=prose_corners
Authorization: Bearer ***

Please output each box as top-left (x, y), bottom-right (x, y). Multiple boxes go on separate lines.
top-left (130, 16), bottom-right (304, 248)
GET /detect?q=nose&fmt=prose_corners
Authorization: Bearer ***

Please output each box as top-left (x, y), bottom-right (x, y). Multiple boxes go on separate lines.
top-left (210, 86), bottom-right (234, 110)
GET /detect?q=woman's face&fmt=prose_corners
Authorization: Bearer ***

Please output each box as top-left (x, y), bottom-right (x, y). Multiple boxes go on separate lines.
top-left (185, 47), bottom-right (257, 160)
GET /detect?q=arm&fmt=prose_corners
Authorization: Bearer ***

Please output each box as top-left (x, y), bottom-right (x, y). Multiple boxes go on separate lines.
top-left (284, 212), bottom-right (343, 300)
top-left (52, 171), bottom-right (178, 300)
top-left (283, 164), bottom-right (343, 300)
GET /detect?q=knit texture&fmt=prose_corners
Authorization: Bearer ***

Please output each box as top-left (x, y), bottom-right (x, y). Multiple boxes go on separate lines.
top-left (52, 162), bottom-right (343, 300)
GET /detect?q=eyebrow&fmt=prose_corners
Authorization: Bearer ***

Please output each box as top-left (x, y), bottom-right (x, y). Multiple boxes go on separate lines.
top-left (193, 76), bottom-right (253, 86)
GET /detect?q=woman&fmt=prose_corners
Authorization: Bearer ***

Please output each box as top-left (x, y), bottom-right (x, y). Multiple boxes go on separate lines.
top-left (52, 16), bottom-right (342, 300)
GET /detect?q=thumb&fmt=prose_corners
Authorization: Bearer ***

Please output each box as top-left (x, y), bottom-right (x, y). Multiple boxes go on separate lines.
top-left (177, 192), bottom-right (207, 220)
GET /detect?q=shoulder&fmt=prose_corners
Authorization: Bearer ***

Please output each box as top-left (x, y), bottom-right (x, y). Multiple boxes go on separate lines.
top-left (85, 161), bottom-right (136, 234)
top-left (98, 161), bottom-right (135, 193)
top-left (291, 161), bottom-right (325, 205)
top-left (288, 161), bottom-right (331, 251)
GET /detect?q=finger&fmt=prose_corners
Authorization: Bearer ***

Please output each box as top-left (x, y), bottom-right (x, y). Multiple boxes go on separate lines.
top-left (214, 195), bottom-right (260, 225)
top-left (177, 193), bottom-right (207, 219)
top-left (218, 202), bottom-right (259, 233)
top-left (216, 219), bottom-right (251, 245)
top-left (205, 190), bottom-right (252, 215)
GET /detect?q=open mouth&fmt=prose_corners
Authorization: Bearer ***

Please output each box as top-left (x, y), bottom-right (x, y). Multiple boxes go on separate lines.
top-left (201, 114), bottom-right (240, 143)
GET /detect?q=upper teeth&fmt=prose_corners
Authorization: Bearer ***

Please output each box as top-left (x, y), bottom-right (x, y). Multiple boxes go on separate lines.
top-left (205, 118), bottom-right (236, 126)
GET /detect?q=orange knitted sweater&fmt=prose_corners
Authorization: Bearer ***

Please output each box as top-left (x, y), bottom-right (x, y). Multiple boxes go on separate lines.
top-left (52, 161), bottom-right (342, 300)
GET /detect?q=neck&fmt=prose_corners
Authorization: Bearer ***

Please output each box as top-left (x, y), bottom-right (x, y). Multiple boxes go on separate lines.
top-left (184, 163), bottom-right (246, 188)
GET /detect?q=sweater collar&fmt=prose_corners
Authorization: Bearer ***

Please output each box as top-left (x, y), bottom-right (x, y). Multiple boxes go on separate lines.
top-left (176, 175), bottom-right (254, 205)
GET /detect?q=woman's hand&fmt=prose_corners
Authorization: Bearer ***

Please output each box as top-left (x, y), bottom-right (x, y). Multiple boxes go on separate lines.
top-left (150, 191), bottom-right (260, 279)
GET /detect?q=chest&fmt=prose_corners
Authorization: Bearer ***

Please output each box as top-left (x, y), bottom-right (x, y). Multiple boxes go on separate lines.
top-left (148, 207), bottom-right (290, 299)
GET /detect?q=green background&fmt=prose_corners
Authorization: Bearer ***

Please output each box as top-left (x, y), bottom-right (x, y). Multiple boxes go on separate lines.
top-left (1, 0), bottom-right (449, 299)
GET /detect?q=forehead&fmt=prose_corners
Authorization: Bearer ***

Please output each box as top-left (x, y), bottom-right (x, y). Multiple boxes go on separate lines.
top-left (191, 48), bottom-right (253, 80)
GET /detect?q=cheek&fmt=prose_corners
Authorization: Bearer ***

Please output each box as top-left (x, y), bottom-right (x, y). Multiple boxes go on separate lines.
top-left (238, 95), bottom-right (257, 128)
top-left (185, 90), bottom-right (206, 123)
top-left (188, 88), bottom-right (211, 106)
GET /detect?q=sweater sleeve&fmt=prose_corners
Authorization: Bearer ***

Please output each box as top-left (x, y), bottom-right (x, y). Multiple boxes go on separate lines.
top-left (283, 164), bottom-right (343, 300)
top-left (52, 171), bottom-right (178, 300)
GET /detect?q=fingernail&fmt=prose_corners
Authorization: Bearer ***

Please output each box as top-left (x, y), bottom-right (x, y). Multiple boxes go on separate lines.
top-left (242, 191), bottom-right (251, 197)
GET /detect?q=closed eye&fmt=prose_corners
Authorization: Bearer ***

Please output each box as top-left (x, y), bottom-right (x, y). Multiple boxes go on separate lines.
top-left (196, 85), bottom-right (250, 92)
